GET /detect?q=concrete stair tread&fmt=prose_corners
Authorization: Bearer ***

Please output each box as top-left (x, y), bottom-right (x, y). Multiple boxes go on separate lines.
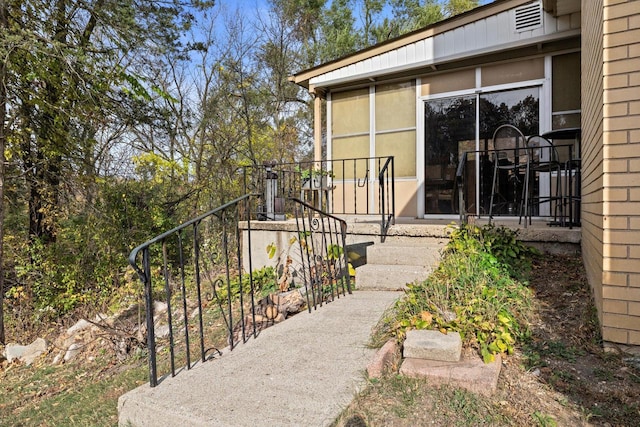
top-left (366, 244), bottom-right (442, 266)
top-left (356, 263), bottom-right (432, 290)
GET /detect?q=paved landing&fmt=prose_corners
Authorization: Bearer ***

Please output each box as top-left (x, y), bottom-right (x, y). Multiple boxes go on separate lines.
top-left (118, 290), bottom-right (401, 427)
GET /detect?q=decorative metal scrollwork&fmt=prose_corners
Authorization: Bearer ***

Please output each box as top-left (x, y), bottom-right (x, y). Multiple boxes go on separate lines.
top-left (206, 277), bottom-right (226, 303)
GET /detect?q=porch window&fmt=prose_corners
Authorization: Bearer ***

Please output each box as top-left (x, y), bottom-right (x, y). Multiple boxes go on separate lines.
top-left (424, 87), bottom-right (540, 216)
top-left (425, 95), bottom-right (476, 214)
top-left (552, 52), bottom-right (581, 130)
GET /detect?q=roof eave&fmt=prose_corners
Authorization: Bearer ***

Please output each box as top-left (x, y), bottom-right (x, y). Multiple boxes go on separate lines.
top-left (289, 0), bottom-right (533, 89)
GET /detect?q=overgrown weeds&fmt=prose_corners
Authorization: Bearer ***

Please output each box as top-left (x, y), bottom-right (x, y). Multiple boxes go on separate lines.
top-left (379, 223), bottom-right (539, 362)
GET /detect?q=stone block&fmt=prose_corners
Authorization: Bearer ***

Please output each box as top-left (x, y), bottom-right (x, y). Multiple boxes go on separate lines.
top-left (400, 353), bottom-right (502, 396)
top-left (4, 338), bottom-right (48, 365)
top-left (403, 330), bottom-right (461, 362)
top-left (367, 339), bottom-right (400, 379)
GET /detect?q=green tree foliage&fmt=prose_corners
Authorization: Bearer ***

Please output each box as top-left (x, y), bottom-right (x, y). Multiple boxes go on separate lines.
top-left (318, 0), bottom-right (359, 63)
top-left (0, 0), bottom-right (485, 342)
top-left (0, 0), bottom-right (214, 335)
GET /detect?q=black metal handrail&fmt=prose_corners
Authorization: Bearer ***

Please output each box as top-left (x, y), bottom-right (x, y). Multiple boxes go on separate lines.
top-left (456, 151), bottom-right (468, 224)
top-left (128, 193), bottom-right (353, 387)
top-left (291, 197), bottom-right (352, 309)
top-left (378, 156), bottom-right (395, 242)
top-left (128, 194), bottom-right (256, 387)
top-left (244, 156), bottom-right (395, 240)
top-left (456, 146), bottom-right (580, 225)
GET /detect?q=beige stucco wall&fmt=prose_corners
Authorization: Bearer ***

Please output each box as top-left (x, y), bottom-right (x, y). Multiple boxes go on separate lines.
top-left (583, 0), bottom-right (640, 346)
top-left (332, 180), bottom-right (417, 218)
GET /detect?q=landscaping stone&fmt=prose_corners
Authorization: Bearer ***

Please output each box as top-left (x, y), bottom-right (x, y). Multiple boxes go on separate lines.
top-left (67, 319), bottom-right (92, 336)
top-left (64, 342), bottom-right (83, 362)
top-left (367, 339), bottom-right (400, 379)
top-left (403, 330), bottom-right (461, 362)
top-left (4, 338), bottom-right (48, 365)
top-left (4, 343), bottom-right (26, 362)
top-left (155, 324), bottom-right (171, 339)
top-left (154, 301), bottom-right (168, 311)
top-left (400, 352), bottom-right (502, 396)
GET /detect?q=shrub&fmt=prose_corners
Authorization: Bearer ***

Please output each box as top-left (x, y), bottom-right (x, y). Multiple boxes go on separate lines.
top-left (384, 223), bottom-right (537, 363)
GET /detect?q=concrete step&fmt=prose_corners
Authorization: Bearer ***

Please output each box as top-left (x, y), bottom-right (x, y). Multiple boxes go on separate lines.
top-left (355, 263), bottom-right (432, 290)
top-left (366, 242), bottom-right (443, 266)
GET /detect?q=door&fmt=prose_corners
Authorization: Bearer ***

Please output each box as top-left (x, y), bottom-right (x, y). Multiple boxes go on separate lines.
top-left (424, 95), bottom-right (476, 215)
top-left (424, 87), bottom-right (540, 216)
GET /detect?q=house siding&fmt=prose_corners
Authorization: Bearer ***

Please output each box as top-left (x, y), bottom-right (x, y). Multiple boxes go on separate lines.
top-left (298, 0), bottom-right (639, 346)
top-left (584, 0), bottom-right (640, 346)
top-left (306, 0), bottom-right (579, 89)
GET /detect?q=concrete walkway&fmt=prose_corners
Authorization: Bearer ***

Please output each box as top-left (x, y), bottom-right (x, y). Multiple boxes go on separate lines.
top-left (118, 290), bottom-right (401, 427)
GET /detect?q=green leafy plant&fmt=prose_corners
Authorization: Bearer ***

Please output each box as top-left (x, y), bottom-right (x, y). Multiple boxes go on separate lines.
top-left (445, 223), bottom-right (540, 280)
top-left (383, 223), bottom-right (535, 363)
top-left (297, 166), bottom-right (334, 181)
top-left (532, 411), bottom-right (558, 427)
top-left (212, 266), bottom-right (277, 301)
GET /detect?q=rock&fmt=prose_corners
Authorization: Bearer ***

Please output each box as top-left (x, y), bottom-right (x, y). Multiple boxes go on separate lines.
top-left (67, 319), bottom-right (92, 336)
top-left (153, 301), bottom-right (168, 315)
top-left (64, 342), bottom-right (83, 362)
top-left (367, 339), bottom-right (400, 379)
top-left (22, 337), bottom-right (47, 366)
top-left (4, 343), bottom-right (27, 362)
top-left (439, 310), bottom-right (457, 322)
top-left (93, 313), bottom-right (109, 322)
top-left (5, 338), bottom-right (48, 365)
top-left (400, 352), bottom-right (502, 396)
top-left (269, 289), bottom-right (306, 315)
top-left (403, 330), bottom-right (462, 362)
top-left (155, 324), bottom-right (171, 339)
top-left (52, 352), bottom-right (64, 365)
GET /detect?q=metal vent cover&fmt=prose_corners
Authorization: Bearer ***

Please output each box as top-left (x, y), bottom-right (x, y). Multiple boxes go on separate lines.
top-left (514, 2), bottom-right (543, 32)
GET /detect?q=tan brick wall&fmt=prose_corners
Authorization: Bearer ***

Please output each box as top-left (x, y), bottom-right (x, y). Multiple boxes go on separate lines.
top-left (581, 0), bottom-right (605, 331)
top-left (586, 0), bottom-right (640, 345)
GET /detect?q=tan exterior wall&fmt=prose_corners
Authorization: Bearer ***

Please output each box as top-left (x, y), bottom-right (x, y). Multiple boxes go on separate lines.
top-left (584, 0), bottom-right (640, 345)
top-left (331, 180), bottom-right (417, 217)
top-left (581, 0), bottom-right (605, 336)
top-left (330, 81), bottom-right (419, 216)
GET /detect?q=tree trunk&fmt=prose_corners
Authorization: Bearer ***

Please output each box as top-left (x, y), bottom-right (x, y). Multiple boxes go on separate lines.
top-left (0, 0), bottom-right (8, 344)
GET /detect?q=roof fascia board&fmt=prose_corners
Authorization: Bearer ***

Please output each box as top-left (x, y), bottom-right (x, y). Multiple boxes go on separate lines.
top-left (291, 0), bottom-right (534, 87)
top-left (309, 28), bottom-right (580, 90)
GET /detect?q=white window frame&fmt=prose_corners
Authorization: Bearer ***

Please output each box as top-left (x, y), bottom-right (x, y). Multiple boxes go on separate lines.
top-left (418, 73), bottom-right (548, 218)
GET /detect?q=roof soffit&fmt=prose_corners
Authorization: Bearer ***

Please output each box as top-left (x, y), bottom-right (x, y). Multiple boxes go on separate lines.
top-left (292, 0), bottom-right (582, 91)
top-left (291, 0), bottom-right (537, 88)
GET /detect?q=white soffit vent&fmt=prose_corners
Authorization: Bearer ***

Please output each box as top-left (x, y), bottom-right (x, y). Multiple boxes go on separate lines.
top-left (514, 2), bottom-right (543, 32)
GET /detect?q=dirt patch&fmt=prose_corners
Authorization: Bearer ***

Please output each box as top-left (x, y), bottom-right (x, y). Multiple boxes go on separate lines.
top-left (520, 254), bottom-right (640, 426)
top-left (334, 253), bottom-right (640, 427)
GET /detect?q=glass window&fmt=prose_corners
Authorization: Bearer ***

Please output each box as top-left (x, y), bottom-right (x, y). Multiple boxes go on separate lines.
top-left (552, 53), bottom-right (580, 112)
top-left (375, 82), bottom-right (416, 131)
top-left (481, 58), bottom-right (544, 87)
top-left (424, 87), bottom-right (540, 216)
top-left (552, 52), bottom-right (581, 130)
top-left (480, 87), bottom-right (540, 142)
top-left (424, 96), bottom-right (476, 214)
top-left (421, 69), bottom-right (475, 96)
top-left (332, 88), bottom-right (369, 136)
top-left (376, 130), bottom-right (416, 178)
top-left (332, 135), bottom-right (369, 179)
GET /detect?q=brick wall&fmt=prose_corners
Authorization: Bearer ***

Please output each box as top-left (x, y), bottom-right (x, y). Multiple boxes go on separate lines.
top-left (581, 0), bottom-right (605, 334)
top-left (585, 0), bottom-right (640, 345)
